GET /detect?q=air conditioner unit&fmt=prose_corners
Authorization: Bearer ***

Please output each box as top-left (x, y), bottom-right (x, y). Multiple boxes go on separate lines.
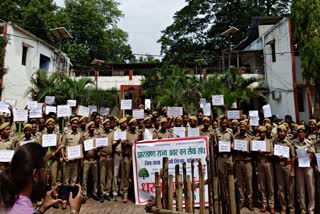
top-left (272, 90), bottom-right (281, 101)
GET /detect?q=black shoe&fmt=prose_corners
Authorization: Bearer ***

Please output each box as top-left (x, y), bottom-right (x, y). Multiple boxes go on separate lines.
top-left (92, 193), bottom-right (99, 201)
top-left (113, 196), bottom-right (119, 201)
top-left (104, 195), bottom-right (112, 201)
top-left (82, 197), bottom-right (87, 204)
top-left (100, 196), bottom-right (104, 203)
top-left (53, 203), bottom-right (59, 209)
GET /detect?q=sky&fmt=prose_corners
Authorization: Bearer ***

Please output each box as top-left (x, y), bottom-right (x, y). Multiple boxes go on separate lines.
top-left (54, 0), bottom-right (187, 57)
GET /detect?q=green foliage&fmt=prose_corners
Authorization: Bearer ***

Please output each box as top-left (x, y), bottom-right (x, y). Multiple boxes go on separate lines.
top-left (27, 70), bottom-right (118, 108)
top-left (141, 65), bottom-right (263, 112)
top-left (159, 0), bottom-right (291, 65)
top-left (0, 0), bottom-right (134, 66)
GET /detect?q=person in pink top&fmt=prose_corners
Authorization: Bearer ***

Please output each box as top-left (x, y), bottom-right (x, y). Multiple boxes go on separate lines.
top-left (0, 143), bottom-right (82, 214)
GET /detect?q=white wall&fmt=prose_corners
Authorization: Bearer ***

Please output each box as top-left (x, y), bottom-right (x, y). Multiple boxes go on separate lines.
top-left (262, 18), bottom-right (297, 121)
top-left (2, 24), bottom-right (63, 109)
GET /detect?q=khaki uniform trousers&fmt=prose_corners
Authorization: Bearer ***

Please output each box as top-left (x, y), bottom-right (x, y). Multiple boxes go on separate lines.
top-left (99, 155), bottom-right (113, 196)
top-left (63, 160), bottom-right (79, 185)
top-left (82, 159), bottom-right (98, 196)
top-left (49, 159), bottom-right (59, 187)
top-left (121, 155), bottom-right (132, 194)
top-left (316, 173), bottom-right (320, 213)
top-left (257, 158), bottom-right (274, 208)
top-left (112, 153), bottom-right (122, 196)
top-left (296, 166), bottom-right (315, 213)
top-left (275, 161), bottom-right (295, 212)
top-left (235, 160), bottom-right (253, 206)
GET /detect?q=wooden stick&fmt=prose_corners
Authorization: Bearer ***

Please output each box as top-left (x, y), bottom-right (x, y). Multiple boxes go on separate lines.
top-left (206, 157), bottom-right (213, 214)
top-left (183, 162), bottom-right (187, 205)
top-left (176, 174), bottom-right (183, 212)
top-left (186, 175), bottom-right (193, 213)
top-left (228, 164), bottom-right (237, 214)
top-left (168, 175), bottom-right (174, 210)
top-left (198, 159), bottom-right (205, 214)
top-left (191, 159), bottom-right (195, 211)
top-left (155, 172), bottom-right (161, 209)
top-left (162, 157), bottom-right (169, 209)
top-left (213, 177), bottom-right (220, 214)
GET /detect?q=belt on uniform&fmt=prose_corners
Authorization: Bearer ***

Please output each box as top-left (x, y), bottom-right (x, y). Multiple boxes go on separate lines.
top-left (279, 160), bottom-right (291, 166)
top-left (84, 157), bottom-right (95, 161)
top-left (100, 154), bottom-right (111, 158)
top-left (114, 151), bottom-right (121, 156)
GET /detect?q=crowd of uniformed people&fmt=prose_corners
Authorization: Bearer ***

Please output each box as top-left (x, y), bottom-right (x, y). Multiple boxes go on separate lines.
top-left (0, 104), bottom-right (320, 214)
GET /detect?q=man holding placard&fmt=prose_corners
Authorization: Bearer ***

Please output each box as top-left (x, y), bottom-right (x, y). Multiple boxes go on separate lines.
top-left (82, 121), bottom-right (99, 203)
top-left (293, 125), bottom-right (315, 213)
top-left (0, 122), bottom-right (14, 171)
top-left (121, 118), bottom-right (139, 203)
top-left (41, 118), bottom-right (63, 189)
top-left (155, 118), bottom-right (173, 139)
top-left (254, 126), bottom-right (275, 213)
top-left (140, 116), bottom-right (155, 140)
top-left (61, 117), bottom-right (82, 187)
top-left (273, 124), bottom-right (295, 214)
top-left (15, 124), bottom-right (38, 150)
top-left (98, 118), bottom-right (114, 202)
top-left (234, 121), bottom-right (253, 211)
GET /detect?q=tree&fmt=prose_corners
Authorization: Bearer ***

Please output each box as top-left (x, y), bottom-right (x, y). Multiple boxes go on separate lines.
top-left (138, 168), bottom-right (149, 180)
top-left (159, 0), bottom-right (291, 65)
top-left (58, 0), bottom-right (134, 65)
top-left (292, 0), bottom-right (320, 117)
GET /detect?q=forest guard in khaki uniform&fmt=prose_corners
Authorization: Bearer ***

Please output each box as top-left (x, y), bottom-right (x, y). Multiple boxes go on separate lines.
top-left (121, 118), bottom-right (139, 203)
top-left (255, 126), bottom-right (275, 214)
top-left (273, 124), bottom-right (295, 214)
top-left (98, 119), bottom-right (114, 202)
top-left (15, 124), bottom-right (38, 150)
top-left (41, 118), bottom-right (63, 189)
top-left (61, 117), bottom-right (81, 186)
top-left (155, 117), bottom-right (173, 139)
top-left (81, 121), bottom-right (99, 203)
top-left (112, 117), bottom-right (126, 201)
top-left (0, 122), bottom-right (14, 172)
top-left (234, 121), bottom-right (253, 211)
top-left (294, 125), bottom-right (315, 214)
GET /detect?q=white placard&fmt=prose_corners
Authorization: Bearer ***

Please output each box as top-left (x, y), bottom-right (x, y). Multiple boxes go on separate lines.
top-left (84, 139), bottom-right (95, 151)
top-left (133, 109), bottom-right (145, 119)
top-left (114, 130), bottom-right (127, 141)
top-left (13, 110), bottom-right (28, 122)
top-left (77, 105), bottom-right (90, 117)
top-left (67, 145), bottom-right (82, 160)
top-left (95, 138), bottom-right (108, 148)
top-left (45, 96), bottom-right (55, 105)
top-left (203, 103), bottom-right (211, 116)
top-left (0, 102), bottom-right (10, 114)
top-left (143, 129), bottom-right (153, 140)
top-left (250, 117), bottom-right (259, 126)
top-left (249, 110), bottom-right (259, 117)
top-left (274, 144), bottom-right (290, 158)
top-left (88, 105), bottom-right (97, 113)
top-left (200, 98), bottom-right (206, 106)
top-left (167, 107), bottom-right (183, 117)
top-left (27, 101), bottom-right (37, 110)
top-left (5, 99), bottom-right (16, 107)
top-left (296, 149), bottom-right (310, 167)
top-left (212, 95), bottom-right (224, 106)
top-left (315, 153), bottom-right (320, 168)
top-left (99, 107), bottom-right (110, 116)
top-left (42, 134), bottom-right (57, 147)
top-left (219, 141), bottom-right (231, 152)
top-left (227, 110), bottom-right (241, 119)
top-left (263, 104), bottom-right (272, 118)
top-left (0, 150), bottom-right (15, 162)
top-left (251, 140), bottom-right (267, 152)
top-left (45, 106), bottom-right (57, 114)
top-left (234, 140), bottom-right (248, 152)
top-left (188, 127), bottom-right (200, 137)
top-left (121, 100), bottom-right (132, 110)
top-left (67, 100), bottom-right (77, 107)
top-left (145, 99), bottom-right (151, 110)
top-left (29, 107), bottom-right (43, 118)
top-left (173, 127), bottom-right (186, 138)
top-left (57, 105), bottom-right (71, 118)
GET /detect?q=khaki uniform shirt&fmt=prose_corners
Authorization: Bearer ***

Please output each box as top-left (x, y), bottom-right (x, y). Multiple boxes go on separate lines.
top-left (0, 137), bottom-right (14, 169)
top-left (200, 127), bottom-right (216, 145)
top-left (98, 129), bottom-right (114, 156)
top-left (82, 132), bottom-right (97, 159)
top-left (155, 128), bottom-right (173, 139)
top-left (234, 133), bottom-right (252, 160)
top-left (15, 135), bottom-right (39, 150)
top-left (62, 130), bottom-right (82, 148)
top-left (122, 130), bottom-right (139, 157)
top-left (273, 137), bottom-right (295, 160)
top-left (216, 128), bottom-right (234, 157)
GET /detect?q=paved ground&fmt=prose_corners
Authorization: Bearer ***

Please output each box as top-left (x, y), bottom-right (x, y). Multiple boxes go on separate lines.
top-left (47, 198), bottom-right (278, 214)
